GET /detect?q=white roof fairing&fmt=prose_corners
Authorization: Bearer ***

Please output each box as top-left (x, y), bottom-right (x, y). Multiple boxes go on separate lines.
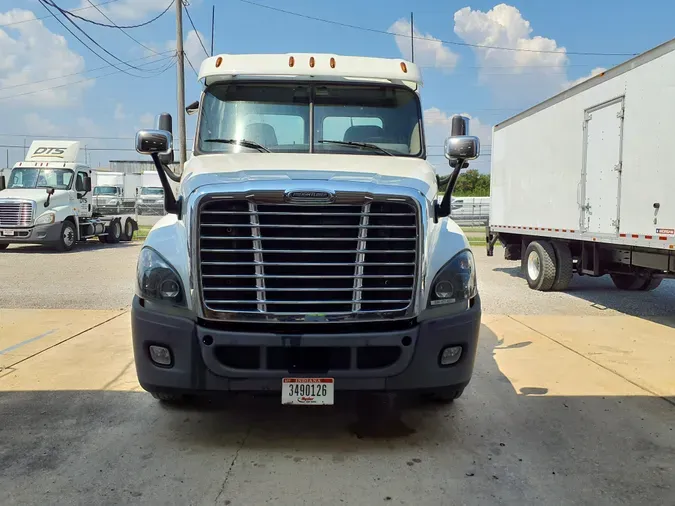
top-left (198, 53), bottom-right (422, 89)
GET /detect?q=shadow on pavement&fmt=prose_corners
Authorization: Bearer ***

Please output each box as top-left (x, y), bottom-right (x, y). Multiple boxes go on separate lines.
top-left (494, 263), bottom-right (675, 327)
top-left (0, 325), bottom-right (673, 505)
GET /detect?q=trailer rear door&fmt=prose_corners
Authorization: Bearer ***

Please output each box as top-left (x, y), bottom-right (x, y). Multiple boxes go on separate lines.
top-left (581, 97), bottom-right (624, 235)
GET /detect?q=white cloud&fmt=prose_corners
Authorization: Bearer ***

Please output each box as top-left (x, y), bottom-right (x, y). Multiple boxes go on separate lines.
top-left (114, 103), bottom-right (126, 121)
top-left (388, 19), bottom-right (459, 72)
top-left (78, 0), bottom-right (172, 22)
top-left (137, 113), bottom-right (156, 130)
top-left (22, 113), bottom-right (60, 137)
top-left (565, 67), bottom-right (607, 90)
top-left (166, 30), bottom-right (208, 76)
top-left (424, 108), bottom-right (492, 174)
top-left (0, 8), bottom-right (90, 107)
top-left (453, 4), bottom-right (571, 105)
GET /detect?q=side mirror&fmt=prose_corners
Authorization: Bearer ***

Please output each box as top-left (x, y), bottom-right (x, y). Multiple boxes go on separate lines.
top-left (84, 175), bottom-right (92, 192)
top-left (0, 175), bottom-right (5, 191)
top-left (136, 129), bottom-right (173, 156)
top-left (46, 187), bottom-right (55, 196)
top-left (444, 136), bottom-right (480, 161)
top-left (186, 100), bottom-right (199, 115)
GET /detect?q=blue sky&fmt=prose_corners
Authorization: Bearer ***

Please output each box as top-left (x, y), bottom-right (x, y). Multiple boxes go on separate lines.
top-left (1, 0), bottom-right (673, 173)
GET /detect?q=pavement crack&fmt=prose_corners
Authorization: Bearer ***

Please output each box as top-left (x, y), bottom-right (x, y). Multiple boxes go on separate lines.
top-left (214, 424), bottom-right (252, 505)
top-left (507, 315), bottom-right (675, 408)
top-left (5, 311), bottom-right (128, 370)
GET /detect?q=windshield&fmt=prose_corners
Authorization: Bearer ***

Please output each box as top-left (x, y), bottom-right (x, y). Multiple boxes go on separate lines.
top-left (7, 168), bottom-right (74, 190)
top-left (197, 82), bottom-right (423, 156)
top-left (94, 186), bottom-right (118, 195)
top-left (141, 187), bottom-right (163, 196)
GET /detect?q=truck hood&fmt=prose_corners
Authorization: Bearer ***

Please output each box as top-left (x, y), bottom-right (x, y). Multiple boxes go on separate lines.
top-left (181, 153), bottom-right (438, 200)
top-left (0, 188), bottom-right (70, 208)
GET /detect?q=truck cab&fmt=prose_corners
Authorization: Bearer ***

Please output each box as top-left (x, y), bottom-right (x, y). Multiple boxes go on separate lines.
top-left (135, 170), bottom-right (165, 216)
top-left (0, 141), bottom-right (136, 251)
top-left (132, 53), bottom-right (481, 406)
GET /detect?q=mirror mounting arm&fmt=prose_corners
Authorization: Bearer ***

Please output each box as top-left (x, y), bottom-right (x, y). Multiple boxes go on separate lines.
top-left (435, 158), bottom-right (466, 222)
top-left (150, 153), bottom-right (180, 216)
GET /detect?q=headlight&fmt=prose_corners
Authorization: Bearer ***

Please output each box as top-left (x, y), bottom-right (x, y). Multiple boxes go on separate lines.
top-left (35, 212), bottom-right (55, 225)
top-left (136, 247), bottom-right (186, 306)
top-left (428, 249), bottom-right (477, 307)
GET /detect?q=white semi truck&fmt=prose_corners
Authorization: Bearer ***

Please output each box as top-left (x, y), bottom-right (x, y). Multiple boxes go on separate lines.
top-left (132, 53), bottom-right (482, 406)
top-left (0, 140), bottom-right (137, 251)
top-left (135, 170), bottom-right (165, 215)
top-left (487, 37), bottom-right (675, 292)
top-left (93, 171), bottom-right (141, 214)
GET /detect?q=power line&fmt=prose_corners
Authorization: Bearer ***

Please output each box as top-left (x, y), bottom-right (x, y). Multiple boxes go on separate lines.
top-left (0, 51), bottom-right (175, 93)
top-left (184, 53), bottom-right (199, 76)
top-left (0, 0), bottom-right (122, 28)
top-left (45, 0), bottom-right (175, 30)
top-left (183, 2), bottom-right (210, 57)
top-left (0, 56), bottom-right (176, 102)
top-left (84, 0), bottom-right (163, 55)
top-left (236, 0), bottom-right (639, 57)
top-left (38, 0), bottom-right (160, 77)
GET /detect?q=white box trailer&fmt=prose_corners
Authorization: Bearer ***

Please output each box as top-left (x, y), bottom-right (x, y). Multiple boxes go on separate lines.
top-left (487, 37), bottom-right (675, 292)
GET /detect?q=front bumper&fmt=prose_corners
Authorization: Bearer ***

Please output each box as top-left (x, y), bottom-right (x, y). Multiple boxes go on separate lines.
top-left (0, 222), bottom-right (62, 244)
top-left (132, 296), bottom-right (482, 394)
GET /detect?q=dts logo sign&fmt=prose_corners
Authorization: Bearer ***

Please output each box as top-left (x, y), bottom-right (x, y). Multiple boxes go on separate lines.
top-left (33, 147), bottom-right (66, 157)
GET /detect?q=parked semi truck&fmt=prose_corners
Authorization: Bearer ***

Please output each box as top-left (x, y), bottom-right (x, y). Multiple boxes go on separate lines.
top-left (0, 140), bottom-right (137, 251)
top-left (135, 170), bottom-right (165, 215)
top-left (93, 171), bottom-right (141, 214)
top-left (132, 53), bottom-right (482, 405)
top-left (487, 37), bottom-right (675, 292)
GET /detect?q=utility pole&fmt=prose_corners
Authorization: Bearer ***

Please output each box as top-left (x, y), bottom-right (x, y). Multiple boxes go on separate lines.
top-left (175, 0), bottom-right (187, 172)
top-left (211, 4), bottom-right (215, 56)
top-left (410, 12), bottom-right (415, 63)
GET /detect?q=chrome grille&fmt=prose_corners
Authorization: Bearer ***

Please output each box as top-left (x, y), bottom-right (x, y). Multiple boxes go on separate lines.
top-left (0, 201), bottom-right (33, 227)
top-left (198, 195), bottom-right (419, 319)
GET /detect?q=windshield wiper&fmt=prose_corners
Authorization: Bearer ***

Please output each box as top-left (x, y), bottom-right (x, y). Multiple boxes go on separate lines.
top-left (318, 140), bottom-right (393, 156)
top-left (203, 138), bottom-right (270, 153)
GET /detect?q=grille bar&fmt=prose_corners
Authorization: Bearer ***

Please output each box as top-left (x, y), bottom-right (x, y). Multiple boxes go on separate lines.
top-left (0, 202), bottom-right (33, 227)
top-left (199, 195), bottom-right (418, 319)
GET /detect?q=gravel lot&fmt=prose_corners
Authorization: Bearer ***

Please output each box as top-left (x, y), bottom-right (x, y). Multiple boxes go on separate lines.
top-left (2, 241), bottom-right (675, 318)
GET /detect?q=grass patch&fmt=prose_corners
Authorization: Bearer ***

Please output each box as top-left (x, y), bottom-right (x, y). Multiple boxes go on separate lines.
top-left (460, 226), bottom-right (486, 233)
top-left (135, 225), bottom-right (152, 241)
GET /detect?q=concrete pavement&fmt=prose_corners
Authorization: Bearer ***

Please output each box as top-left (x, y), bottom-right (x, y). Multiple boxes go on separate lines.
top-left (0, 309), bottom-right (673, 505)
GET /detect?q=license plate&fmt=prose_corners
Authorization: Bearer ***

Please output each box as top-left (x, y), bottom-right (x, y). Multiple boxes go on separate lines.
top-left (1, 230), bottom-right (14, 236)
top-left (282, 378), bottom-right (334, 405)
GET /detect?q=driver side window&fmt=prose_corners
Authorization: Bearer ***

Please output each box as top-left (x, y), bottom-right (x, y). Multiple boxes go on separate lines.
top-left (76, 172), bottom-right (87, 192)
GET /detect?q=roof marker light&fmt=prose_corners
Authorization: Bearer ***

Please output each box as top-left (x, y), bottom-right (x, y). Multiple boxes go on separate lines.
top-left (289, 56), bottom-right (295, 67)
top-left (309, 56), bottom-right (315, 68)
top-left (400, 61), bottom-right (408, 73)
top-left (330, 57), bottom-right (336, 68)
top-left (215, 56), bottom-right (222, 68)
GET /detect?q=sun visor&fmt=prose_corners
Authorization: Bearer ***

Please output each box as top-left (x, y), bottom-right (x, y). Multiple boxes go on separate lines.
top-left (25, 140), bottom-right (81, 163)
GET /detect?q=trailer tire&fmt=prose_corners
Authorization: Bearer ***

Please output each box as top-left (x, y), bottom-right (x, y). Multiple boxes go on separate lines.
top-left (56, 221), bottom-right (77, 252)
top-left (640, 277), bottom-right (662, 291)
top-left (105, 219), bottom-right (122, 244)
top-left (551, 241), bottom-right (574, 291)
top-left (523, 240), bottom-right (557, 291)
top-left (610, 273), bottom-right (649, 290)
top-left (120, 218), bottom-right (135, 241)
top-left (504, 244), bottom-right (521, 261)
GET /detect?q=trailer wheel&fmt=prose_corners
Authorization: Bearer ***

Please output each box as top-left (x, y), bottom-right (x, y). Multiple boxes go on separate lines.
top-left (105, 219), bottom-right (122, 244)
top-left (611, 272), bottom-right (661, 291)
top-left (56, 221), bottom-right (77, 252)
top-left (551, 241), bottom-right (574, 291)
top-left (640, 277), bottom-right (662, 291)
top-left (120, 218), bottom-right (135, 241)
top-left (523, 240), bottom-right (557, 291)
